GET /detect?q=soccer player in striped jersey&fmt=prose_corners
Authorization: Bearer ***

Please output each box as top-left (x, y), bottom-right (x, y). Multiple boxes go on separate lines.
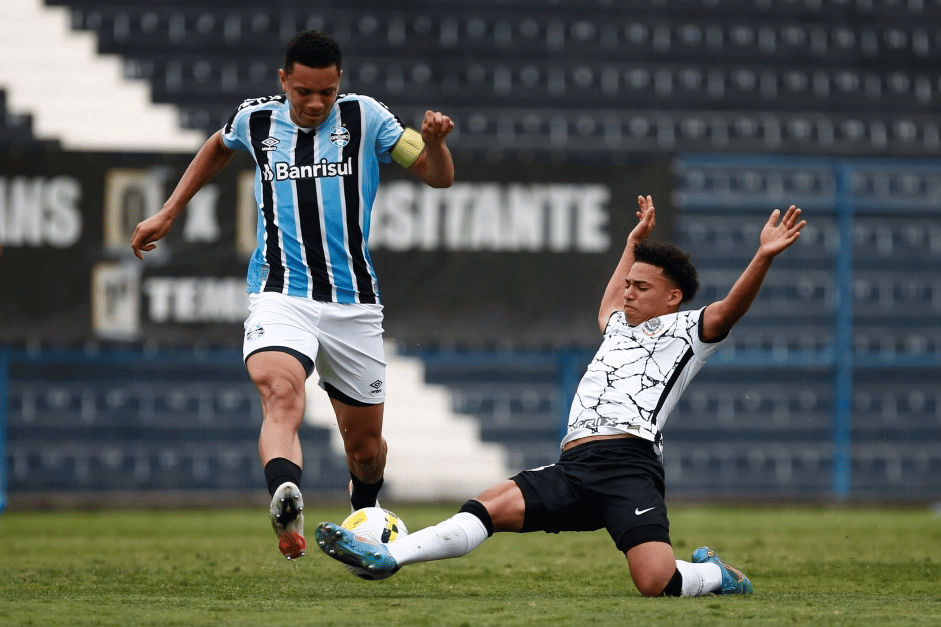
top-left (131, 31), bottom-right (455, 559)
top-left (315, 195), bottom-right (806, 596)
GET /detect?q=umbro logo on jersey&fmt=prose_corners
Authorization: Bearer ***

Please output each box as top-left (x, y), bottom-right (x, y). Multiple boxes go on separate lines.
top-left (635, 507), bottom-right (655, 515)
top-left (261, 136), bottom-right (280, 151)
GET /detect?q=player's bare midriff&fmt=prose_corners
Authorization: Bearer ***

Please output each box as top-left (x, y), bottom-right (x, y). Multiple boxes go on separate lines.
top-left (563, 433), bottom-right (640, 451)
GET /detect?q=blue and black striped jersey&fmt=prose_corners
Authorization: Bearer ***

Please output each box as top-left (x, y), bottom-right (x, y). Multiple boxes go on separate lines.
top-left (222, 93), bottom-right (406, 304)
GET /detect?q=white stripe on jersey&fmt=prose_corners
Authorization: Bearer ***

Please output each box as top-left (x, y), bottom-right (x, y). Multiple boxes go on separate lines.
top-left (267, 140), bottom-right (291, 294)
top-left (345, 101), bottom-right (368, 303)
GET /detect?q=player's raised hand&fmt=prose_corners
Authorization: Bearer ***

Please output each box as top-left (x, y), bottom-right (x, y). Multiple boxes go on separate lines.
top-left (421, 110), bottom-right (454, 146)
top-left (759, 205), bottom-right (805, 258)
top-left (628, 195), bottom-right (656, 242)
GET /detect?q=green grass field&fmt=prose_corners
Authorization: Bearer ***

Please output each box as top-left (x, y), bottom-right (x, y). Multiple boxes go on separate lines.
top-left (1, 503), bottom-right (939, 626)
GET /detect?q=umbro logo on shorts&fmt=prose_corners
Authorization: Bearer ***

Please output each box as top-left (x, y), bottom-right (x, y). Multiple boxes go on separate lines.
top-left (370, 380), bottom-right (383, 394)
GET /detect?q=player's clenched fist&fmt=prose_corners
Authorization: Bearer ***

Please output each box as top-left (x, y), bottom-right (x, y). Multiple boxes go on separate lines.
top-left (421, 110), bottom-right (454, 145)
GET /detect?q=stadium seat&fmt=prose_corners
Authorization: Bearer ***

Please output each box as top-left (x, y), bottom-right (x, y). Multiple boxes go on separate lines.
top-left (3, 356), bottom-right (347, 496)
top-left (667, 442), bottom-right (833, 497)
top-left (29, 0), bottom-right (940, 157)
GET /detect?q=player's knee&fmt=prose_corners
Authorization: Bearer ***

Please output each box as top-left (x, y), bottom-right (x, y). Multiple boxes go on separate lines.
top-left (344, 434), bottom-right (385, 464)
top-left (629, 562), bottom-right (675, 597)
top-left (633, 571), bottom-right (672, 597)
top-left (256, 373), bottom-right (305, 420)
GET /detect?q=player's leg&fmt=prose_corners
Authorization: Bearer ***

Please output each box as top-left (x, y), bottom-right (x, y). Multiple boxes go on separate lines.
top-left (381, 479), bottom-right (524, 565)
top-left (249, 350), bottom-right (308, 466)
top-left (315, 458), bottom-right (593, 578)
top-left (243, 292), bottom-right (320, 560)
top-left (477, 478), bottom-right (527, 532)
top-left (314, 302), bottom-right (389, 510)
top-left (373, 458), bottom-right (593, 568)
top-left (611, 507), bottom-right (704, 597)
top-left (331, 395), bottom-right (387, 510)
top-left (247, 349), bottom-right (311, 560)
top-left (369, 446), bottom-right (596, 567)
top-left (589, 437), bottom-right (730, 596)
top-left (626, 541), bottom-right (686, 596)
top-left (621, 531), bottom-right (731, 597)
top-left (626, 542), bottom-right (728, 597)
top-left (315, 480), bottom-right (522, 575)
top-left (624, 541), bottom-right (752, 596)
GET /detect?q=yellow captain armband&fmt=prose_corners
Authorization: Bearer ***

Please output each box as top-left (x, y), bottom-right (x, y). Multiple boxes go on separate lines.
top-left (391, 127), bottom-right (424, 168)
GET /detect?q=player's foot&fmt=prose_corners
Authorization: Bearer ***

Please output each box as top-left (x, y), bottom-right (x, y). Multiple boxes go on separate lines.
top-left (315, 522), bottom-right (399, 577)
top-left (692, 546), bottom-right (753, 594)
top-left (348, 479), bottom-right (380, 513)
top-left (269, 481), bottom-right (306, 560)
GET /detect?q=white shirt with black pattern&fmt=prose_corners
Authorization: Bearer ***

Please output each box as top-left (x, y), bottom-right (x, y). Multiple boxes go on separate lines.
top-left (562, 307), bottom-right (728, 458)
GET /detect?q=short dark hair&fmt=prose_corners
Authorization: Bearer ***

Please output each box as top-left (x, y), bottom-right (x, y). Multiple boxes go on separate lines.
top-left (633, 240), bottom-right (699, 304)
top-left (284, 30), bottom-right (342, 73)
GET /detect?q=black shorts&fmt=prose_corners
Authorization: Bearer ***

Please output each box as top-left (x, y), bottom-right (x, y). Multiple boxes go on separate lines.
top-left (511, 438), bottom-right (671, 552)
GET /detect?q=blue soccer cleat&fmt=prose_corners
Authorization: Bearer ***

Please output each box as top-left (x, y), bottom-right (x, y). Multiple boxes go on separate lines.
top-left (315, 522), bottom-right (399, 579)
top-left (692, 546), bottom-right (754, 594)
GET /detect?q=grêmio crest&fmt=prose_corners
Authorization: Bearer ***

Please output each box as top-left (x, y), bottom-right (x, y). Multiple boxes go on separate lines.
top-left (330, 127), bottom-right (351, 147)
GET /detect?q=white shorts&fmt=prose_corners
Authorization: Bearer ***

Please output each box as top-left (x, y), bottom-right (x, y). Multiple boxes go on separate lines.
top-left (242, 292), bottom-right (386, 404)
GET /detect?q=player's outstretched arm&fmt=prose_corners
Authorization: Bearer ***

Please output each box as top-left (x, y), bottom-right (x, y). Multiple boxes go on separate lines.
top-left (407, 110), bottom-right (455, 188)
top-left (130, 131), bottom-right (236, 259)
top-left (701, 205), bottom-right (806, 341)
top-left (597, 195), bottom-right (656, 331)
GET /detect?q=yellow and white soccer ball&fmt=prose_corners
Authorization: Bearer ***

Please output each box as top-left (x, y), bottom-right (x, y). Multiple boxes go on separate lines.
top-left (339, 507), bottom-right (408, 580)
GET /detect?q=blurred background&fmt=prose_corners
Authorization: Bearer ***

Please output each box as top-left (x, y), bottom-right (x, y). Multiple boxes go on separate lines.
top-left (1, 0), bottom-right (938, 512)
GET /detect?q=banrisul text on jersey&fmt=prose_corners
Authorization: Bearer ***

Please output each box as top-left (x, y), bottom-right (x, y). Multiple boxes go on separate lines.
top-left (264, 158), bottom-right (354, 182)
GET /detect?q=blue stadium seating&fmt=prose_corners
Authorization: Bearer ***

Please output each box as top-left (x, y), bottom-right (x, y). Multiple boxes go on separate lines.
top-left (6, 3), bottom-right (940, 503)
top-left (40, 0), bottom-right (941, 159)
top-left (4, 353), bottom-right (348, 496)
top-left (421, 354), bottom-right (564, 470)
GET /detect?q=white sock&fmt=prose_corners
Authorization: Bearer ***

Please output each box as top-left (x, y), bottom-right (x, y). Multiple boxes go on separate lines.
top-left (674, 560), bottom-right (723, 596)
top-left (384, 512), bottom-right (489, 566)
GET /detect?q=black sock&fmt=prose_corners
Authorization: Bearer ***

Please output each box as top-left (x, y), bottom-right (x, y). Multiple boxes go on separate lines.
top-left (350, 472), bottom-right (384, 510)
top-left (264, 458), bottom-right (302, 496)
top-left (660, 568), bottom-right (684, 597)
top-left (459, 499), bottom-right (495, 537)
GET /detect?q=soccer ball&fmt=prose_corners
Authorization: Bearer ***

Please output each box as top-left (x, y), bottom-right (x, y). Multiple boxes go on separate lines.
top-left (339, 506), bottom-right (408, 580)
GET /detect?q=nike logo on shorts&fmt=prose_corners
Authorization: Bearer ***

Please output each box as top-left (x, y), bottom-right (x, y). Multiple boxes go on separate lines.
top-left (635, 507), bottom-right (655, 515)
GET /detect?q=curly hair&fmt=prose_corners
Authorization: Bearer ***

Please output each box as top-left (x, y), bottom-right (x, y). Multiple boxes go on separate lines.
top-left (633, 240), bottom-right (699, 304)
top-left (285, 30), bottom-right (342, 73)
